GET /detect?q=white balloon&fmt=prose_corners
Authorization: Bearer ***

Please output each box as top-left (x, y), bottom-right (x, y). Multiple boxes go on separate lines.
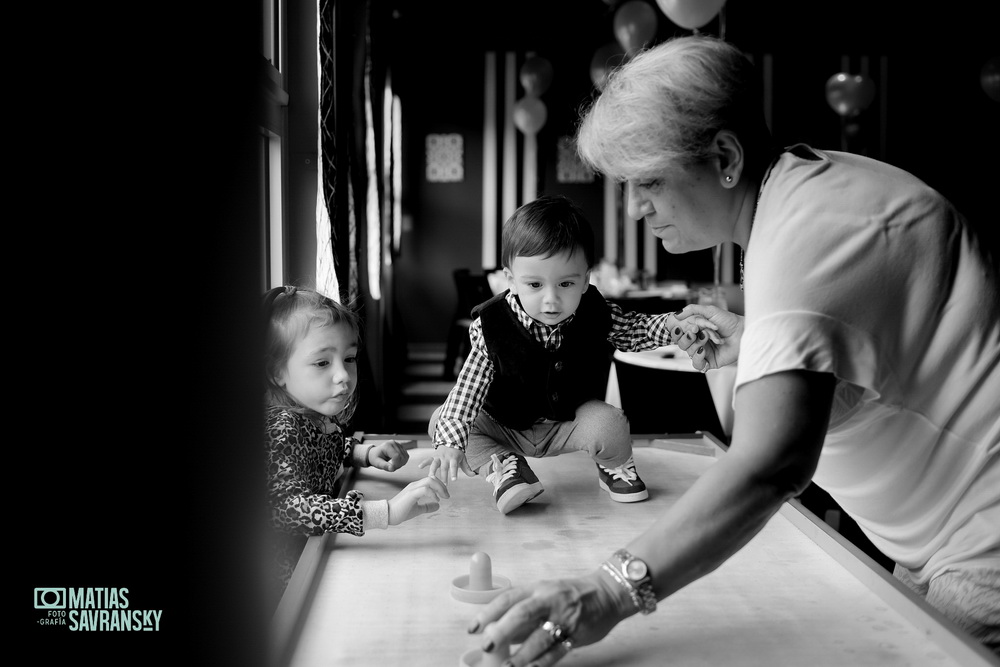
top-left (656, 0), bottom-right (726, 30)
top-left (513, 97), bottom-right (547, 134)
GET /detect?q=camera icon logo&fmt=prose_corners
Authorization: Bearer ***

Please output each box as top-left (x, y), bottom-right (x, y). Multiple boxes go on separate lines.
top-left (34, 588), bottom-right (66, 609)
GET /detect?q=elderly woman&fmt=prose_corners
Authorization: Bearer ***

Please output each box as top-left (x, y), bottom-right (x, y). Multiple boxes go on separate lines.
top-left (467, 35), bottom-right (999, 664)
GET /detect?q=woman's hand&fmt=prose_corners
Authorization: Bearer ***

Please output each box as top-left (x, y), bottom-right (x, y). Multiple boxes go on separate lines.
top-left (467, 569), bottom-right (634, 666)
top-left (367, 440), bottom-right (410, 472)
top-left (418, 445), bottom-right (475, 483)
top-left (664, 311), bottom-right (721, 346)
top-left (387, 476), bottom-right (449, 525)
top-left (674, 304), bottom-right (744, 371)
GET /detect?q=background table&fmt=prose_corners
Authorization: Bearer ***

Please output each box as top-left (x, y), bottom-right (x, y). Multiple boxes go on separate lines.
top-left (273, 436), bottom-right (997, 667)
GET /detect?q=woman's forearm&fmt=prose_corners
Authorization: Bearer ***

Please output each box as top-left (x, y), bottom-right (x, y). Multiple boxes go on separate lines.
top-left (630, 453), bottom-right (796, 599)
top-left (628, 370), bottom-right (835, 602)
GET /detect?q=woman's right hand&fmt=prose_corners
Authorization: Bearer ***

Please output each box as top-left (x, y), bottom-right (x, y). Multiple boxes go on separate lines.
top-left (467, 568), bottom-right (635, 666)
top-left (387, 476), bottom-right (449, 525)
top-left (674, 304), bottom-right (744, 371)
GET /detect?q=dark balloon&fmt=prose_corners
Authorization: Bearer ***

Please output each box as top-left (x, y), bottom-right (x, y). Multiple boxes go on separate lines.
top-left (614, 0), bottom-right (658, 55)
top-left (825, 73), bottom-right (877, 117)
top-left (981, 57), bottom-right (1000, 103)
top-left (520, 56), bottom-right (554, 96)
top-left (590, 42), bottom-right (627, 90)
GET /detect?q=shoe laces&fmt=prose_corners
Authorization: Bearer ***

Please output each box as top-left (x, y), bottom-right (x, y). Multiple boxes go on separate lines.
top-left (485, 453), bottom-right (519, 490)
top-left (601, 456), bottom-right (638, 483)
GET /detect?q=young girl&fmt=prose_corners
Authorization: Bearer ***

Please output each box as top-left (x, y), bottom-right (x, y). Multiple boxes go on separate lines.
top-left (264, 286), bottom-right (448, 591)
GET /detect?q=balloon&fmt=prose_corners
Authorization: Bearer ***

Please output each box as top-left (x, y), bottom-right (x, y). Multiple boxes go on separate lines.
top-left (520, 56), bottom-right (554, 96)
top-left (656, 0), bottom-right (726, 30)
top-left (981, 56), bottom-right (1000, 103)
top-left (825, 73), bottom-right (877, 117)
top-left (590, 42), bottom-right (627, 90)
top-left (614, 0), bottom-right (658, 55)
top-left (513, 96), bottom-right (548, 134)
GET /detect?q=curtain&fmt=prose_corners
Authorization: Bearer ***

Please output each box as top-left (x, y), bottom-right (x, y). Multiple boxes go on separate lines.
top-left (318, 0), bottom-right (358, 304)
top-left (318, 0), bottom-right (392, 429)
top-left (319, 0), bottom-right (385, 306)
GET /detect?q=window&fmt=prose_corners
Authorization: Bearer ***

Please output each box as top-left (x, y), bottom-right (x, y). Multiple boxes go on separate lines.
top-left (259, 0), bottom-right (288, 290)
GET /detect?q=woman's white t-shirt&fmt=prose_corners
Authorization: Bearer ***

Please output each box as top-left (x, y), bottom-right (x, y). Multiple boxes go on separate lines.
top-left (736, 145), bottom-right (999, 583)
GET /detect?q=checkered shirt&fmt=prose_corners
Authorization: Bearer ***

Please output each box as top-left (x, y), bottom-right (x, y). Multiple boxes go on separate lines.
top-left (433, 291), bottom-right (676, 451)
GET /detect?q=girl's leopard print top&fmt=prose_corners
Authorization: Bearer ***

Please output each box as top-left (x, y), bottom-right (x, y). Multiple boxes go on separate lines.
top-left (266, 406), bottom-right (366, 537)
top-left (266, 406), bottom-right (371, 588)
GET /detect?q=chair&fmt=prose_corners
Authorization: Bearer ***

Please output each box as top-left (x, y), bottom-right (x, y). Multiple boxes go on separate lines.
top-left (443, 269), bottom-right (495, 379)
top-left (611, 358), bottom-right (726, 440)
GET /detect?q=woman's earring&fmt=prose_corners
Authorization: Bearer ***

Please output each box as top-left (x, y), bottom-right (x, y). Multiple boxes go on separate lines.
top-left (725, 175), bottom-right (733, 183)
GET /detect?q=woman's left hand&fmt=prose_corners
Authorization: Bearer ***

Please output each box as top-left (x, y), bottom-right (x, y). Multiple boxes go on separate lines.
top-left (367, 441), bottom-right (410, 471)
top-left (467, 569), bottom-right (634, 666)
top-left (674, 304), bottom-right (744, 371)
top-left (664, 311), bottom-right (722, 346)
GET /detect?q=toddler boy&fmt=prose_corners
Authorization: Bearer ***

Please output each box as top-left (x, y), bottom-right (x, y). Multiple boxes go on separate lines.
top-left (422, 195), bottom-right (714, 513)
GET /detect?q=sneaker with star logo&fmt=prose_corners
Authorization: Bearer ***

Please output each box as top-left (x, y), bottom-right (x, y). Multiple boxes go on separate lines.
top-left (485, 452), bottom-right (544, 514)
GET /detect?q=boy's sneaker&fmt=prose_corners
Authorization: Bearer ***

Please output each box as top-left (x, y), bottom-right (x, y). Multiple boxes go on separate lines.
top-left (485, 453), bottom-right (543, 515)
top-left (597, 456), bottom-right (648, 502)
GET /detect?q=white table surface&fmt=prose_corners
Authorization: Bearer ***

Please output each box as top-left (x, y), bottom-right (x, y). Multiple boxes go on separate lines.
top-left (274, 440), bottom-right (995, 667)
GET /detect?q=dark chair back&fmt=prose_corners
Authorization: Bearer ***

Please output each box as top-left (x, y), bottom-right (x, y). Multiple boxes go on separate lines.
top-left (443, 269), bottom-right (496, 379)
top-left (454, 268), bottom-right (495, 319)
top-left (614, 361), bottom-right (725, 439)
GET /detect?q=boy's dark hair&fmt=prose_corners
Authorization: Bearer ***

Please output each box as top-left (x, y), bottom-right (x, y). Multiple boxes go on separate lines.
top-left (501, 195), bottom-right (596, 269)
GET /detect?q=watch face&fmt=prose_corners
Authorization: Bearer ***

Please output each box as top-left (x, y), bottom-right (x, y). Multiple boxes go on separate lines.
top-left (625, 559), bottom-right (648, 581)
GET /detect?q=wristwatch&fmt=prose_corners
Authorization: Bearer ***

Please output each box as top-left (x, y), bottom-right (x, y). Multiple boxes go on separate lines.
top-left (605, 549), bottom-right (657, 615)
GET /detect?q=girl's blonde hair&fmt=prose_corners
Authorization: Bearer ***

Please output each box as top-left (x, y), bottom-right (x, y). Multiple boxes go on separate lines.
top-left (263, 286), bottom-right (362, 425)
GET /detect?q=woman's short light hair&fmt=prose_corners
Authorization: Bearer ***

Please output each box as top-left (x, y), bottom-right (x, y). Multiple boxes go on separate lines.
top-left (576, 35), bottom-right (774, 183)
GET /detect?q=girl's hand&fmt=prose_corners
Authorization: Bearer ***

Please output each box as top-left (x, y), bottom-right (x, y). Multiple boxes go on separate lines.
top-left (467, 569), bottom-right (634, 667)
top-left (367, 440), bottom-right (410, 472)
top-left (387, 476), bottom-right (449, 525)
top-left (674, 304), bottom-right (744, 371)
top-left (418, 445), bottom-right (475, 483)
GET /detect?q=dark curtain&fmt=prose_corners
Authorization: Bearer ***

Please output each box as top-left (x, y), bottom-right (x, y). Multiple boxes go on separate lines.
top-left (320, 0), bottom-right (394, 430)
top-left (320, 0), bottom-right (359, 304)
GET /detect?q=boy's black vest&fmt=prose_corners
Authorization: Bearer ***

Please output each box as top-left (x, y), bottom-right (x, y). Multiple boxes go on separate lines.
top-left (475, 289), bottom-right (613, 430)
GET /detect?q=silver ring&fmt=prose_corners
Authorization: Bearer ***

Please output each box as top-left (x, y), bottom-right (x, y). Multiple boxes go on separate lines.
top-left (699, 364), bottom-right (709, 373)
top-left (541, 620), bottom-right (571, 645)
top-left (561, 639), bottom-right (574, 652)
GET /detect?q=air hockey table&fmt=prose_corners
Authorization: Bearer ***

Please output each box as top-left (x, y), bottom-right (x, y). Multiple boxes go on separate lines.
top-left (272, 434), bottom-right (998, 667)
